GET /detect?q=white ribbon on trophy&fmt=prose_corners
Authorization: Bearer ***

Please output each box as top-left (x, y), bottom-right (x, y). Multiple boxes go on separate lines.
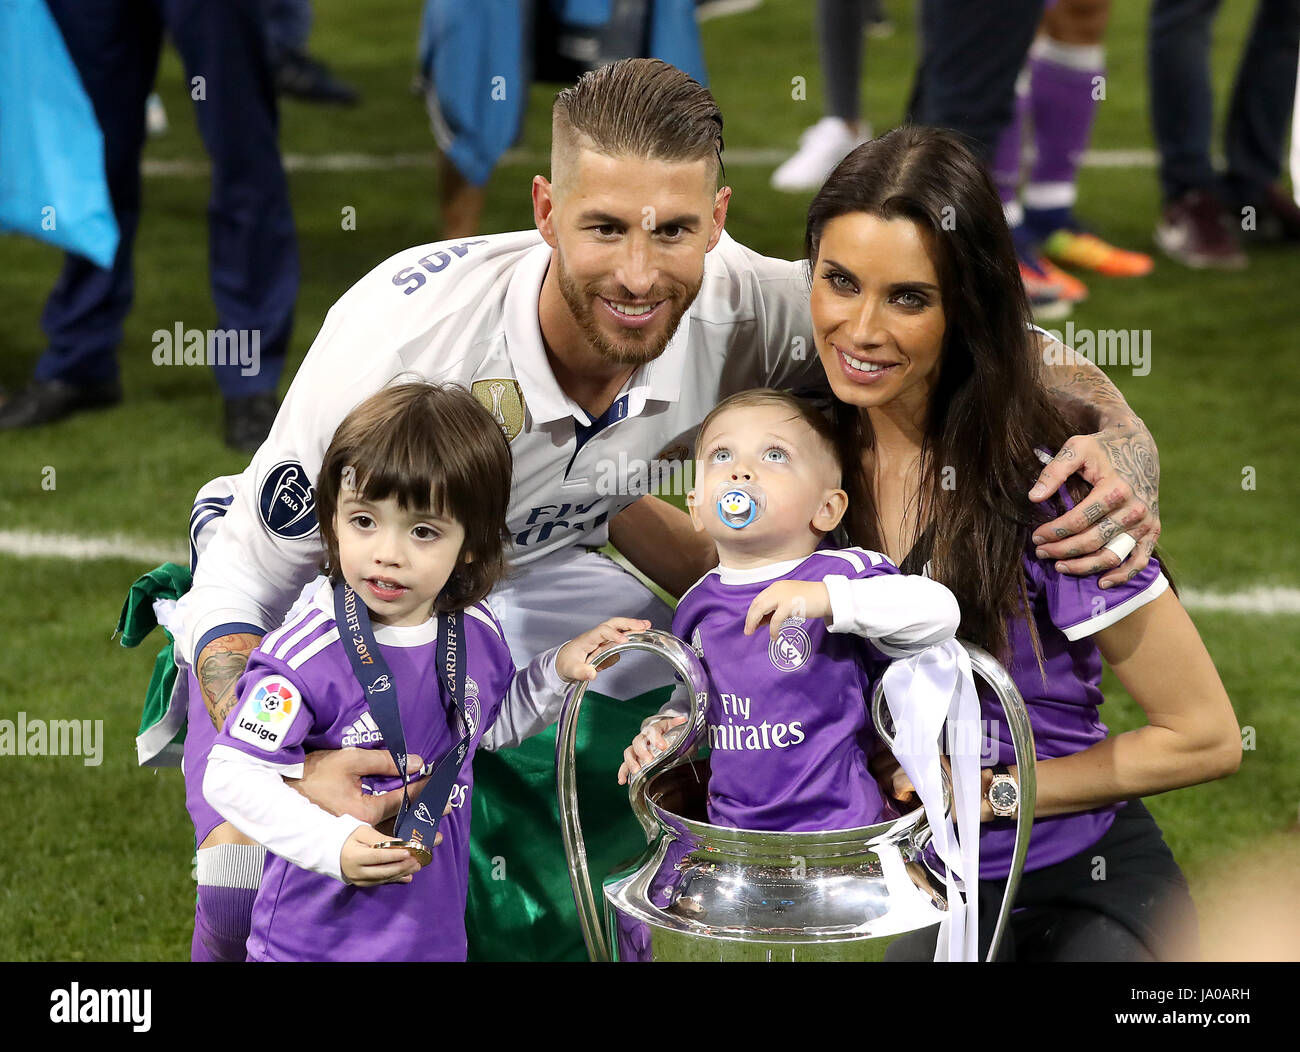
top-left (881, 638), bottom-right (982, 962)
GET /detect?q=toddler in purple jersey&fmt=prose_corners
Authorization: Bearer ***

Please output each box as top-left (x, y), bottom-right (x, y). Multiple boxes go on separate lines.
top-left (619, 388), bottom-right (964, 833)
top-left (203, 382), bottom-right (648, 961)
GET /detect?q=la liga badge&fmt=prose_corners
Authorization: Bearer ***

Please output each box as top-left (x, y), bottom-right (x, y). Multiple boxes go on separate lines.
top-left (230, 677), bottom-right (302, 752)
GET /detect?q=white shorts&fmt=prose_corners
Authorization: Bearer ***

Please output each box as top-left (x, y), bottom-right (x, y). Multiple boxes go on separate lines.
top-left (486, 546), bottom-right (676, 701)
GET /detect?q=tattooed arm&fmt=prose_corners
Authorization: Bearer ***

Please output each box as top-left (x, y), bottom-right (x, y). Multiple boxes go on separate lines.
top-left (197, 633), bottom-right (263, 730)
top-left (193, 633), bottom-right (264, 849)
top-left (198, 632), bottom-right (421, 832)
top-left (1033, 339), bottom-right (1162, 588)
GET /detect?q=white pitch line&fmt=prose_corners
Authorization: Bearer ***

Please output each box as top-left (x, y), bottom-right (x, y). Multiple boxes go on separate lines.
top-left (140, 147), bottom-right (1161, 179)
top-left (0, 530), bottom-right (186, 566)
top-left (1, 529), bottom-right (1296, 615)
top-left (1180, 587), bottom-right (1300, 616)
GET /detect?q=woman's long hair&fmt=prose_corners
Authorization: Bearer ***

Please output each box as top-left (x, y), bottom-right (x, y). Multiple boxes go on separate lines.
top-left (805, 125), bottom-right (1084, 661)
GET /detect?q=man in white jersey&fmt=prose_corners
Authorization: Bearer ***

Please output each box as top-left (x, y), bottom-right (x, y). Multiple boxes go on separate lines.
top-left (174, 59), bottom-right (1164, 961)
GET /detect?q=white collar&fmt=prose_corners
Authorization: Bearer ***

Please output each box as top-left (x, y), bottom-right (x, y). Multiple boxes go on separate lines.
top-left (503, 242), bottom-right (570, 424)
top-left (715, 553), bottom-right (811, 586)
top-left (502, 241), bottom-right (693, 426)
top-left (311, 578), bottom-right (440, 647)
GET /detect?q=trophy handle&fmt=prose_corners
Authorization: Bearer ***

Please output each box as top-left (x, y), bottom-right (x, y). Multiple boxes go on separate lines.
top-left (871, 640), bottom-right (1037, 962)
top-left (555, 629), bottom-right (710, 963)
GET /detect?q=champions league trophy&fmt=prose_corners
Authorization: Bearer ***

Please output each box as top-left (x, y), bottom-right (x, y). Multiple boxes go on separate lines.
top-left (556, 630), bottom-right (1038, 961)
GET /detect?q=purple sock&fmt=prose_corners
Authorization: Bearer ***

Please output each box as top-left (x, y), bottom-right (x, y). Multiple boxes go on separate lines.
top-left (992, 85), bottom-right (1029, 211)
top-left (192, 884), bottom-right (257, 962)
top-left (1025, 38), bottom-right (1104, 237)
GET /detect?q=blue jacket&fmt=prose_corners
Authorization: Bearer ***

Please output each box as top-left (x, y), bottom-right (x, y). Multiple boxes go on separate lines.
top-left (419, 0), bottom-right (707, 186)
top-left (0, 0), bottom-right (119, 266)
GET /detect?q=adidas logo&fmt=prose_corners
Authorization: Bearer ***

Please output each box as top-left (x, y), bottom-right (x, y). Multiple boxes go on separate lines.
top-left (341, 712), bottom-right (384, 747)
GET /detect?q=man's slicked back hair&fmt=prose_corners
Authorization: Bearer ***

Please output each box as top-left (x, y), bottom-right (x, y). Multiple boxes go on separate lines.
top-left (552, 58), bottom-right (724, 186)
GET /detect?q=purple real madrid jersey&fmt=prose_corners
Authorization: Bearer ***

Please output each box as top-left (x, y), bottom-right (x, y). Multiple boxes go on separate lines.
top-left (974, 483), bottom-right (1170, 880)
top-left (209, 581), bottom-right (517, 960)
top-left (672, 548), bottom-right (895, 832)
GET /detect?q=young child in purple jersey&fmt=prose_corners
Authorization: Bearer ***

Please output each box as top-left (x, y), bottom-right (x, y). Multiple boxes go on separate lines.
top-left (203, 382), bottom-right (649, 961)
top-left (619, 388), bottom-right (966, 834)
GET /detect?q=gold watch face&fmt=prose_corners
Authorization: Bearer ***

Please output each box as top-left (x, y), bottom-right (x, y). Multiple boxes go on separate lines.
top-left (989, 778), bottom-right (1018, 813)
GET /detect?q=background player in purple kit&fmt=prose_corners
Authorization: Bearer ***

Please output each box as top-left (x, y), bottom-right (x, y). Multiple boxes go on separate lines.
top-left (203, 382), bottom-right (650, 960)
top-left (619, 389), bottom-right (967, 835)
top-left (802, 126), bottom-right (1241, 960)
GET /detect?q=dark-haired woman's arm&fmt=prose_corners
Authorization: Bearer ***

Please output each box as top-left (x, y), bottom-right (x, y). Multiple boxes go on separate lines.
top-left (1035, 334), bottom-right (1162, 590)
top-left (999, 589), bottom-right (1240, 819)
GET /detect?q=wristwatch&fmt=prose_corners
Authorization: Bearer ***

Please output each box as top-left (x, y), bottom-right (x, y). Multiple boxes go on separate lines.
top-left (986, 764), bottom-right (1019, 818)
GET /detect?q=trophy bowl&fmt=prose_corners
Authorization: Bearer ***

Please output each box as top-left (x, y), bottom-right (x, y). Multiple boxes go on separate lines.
top-left (604, 755), bottom-right (949, 961)
top-left (556, 630), bottom-right (1035, 962)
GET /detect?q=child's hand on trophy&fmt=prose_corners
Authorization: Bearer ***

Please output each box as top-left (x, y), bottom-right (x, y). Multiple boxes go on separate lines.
top-left (557, 618), bottom-right (653, 683)
top-left (618, 715), bottom-right (689, 785)
top-left (870, 751), bottom-right (917, 807)
top-left (870, 751), bottom-right (961, 814)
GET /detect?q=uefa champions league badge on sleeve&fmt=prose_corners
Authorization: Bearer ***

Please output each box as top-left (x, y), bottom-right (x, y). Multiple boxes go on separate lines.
top-left (714, 482), bottom-right (765, 529)
top-left (230, 678), bottom-right (302, 752)
top-left (258, 461), bottom-right (319, 540)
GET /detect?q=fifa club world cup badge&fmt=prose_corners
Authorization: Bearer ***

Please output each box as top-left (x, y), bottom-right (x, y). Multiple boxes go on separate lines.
top-left (769, 615), bottom-right (811, 673)
top-left (471, 378), bottom-right (525, 442)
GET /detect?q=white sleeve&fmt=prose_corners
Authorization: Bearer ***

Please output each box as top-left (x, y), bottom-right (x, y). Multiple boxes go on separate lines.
top-left (481, 646), bottom-right (570, 752)
top-left (181, 302), bottom-right (407, 667)
top-left (824, 574), bottom-right (961, 658)
top-left (203, 744), bottom-right (369, 883)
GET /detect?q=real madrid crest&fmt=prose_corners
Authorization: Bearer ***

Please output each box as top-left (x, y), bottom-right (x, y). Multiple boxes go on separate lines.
top-left (471, 378), bottom-right (525, 442)
top-left (769, 614), bottom-right (811, 673)
top-left (463, 676), bottom-right (481, 737)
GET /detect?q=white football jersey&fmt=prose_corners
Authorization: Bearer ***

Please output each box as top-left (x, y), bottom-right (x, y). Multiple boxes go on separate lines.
top-left (181, 228), bottom-right (826, 666)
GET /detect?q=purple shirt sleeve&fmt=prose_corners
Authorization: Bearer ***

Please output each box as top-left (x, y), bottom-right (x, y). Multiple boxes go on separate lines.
top-left (1035, 483), bottom-right (1168, 641)
top-left (215, 649), bottom-right (320, 768)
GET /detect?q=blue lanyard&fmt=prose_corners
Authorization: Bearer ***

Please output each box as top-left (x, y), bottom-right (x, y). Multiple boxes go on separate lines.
top-left (333, 581), bottom-right (468, 846)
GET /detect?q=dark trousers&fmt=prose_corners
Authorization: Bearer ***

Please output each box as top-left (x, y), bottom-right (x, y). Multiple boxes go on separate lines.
top-left (264, 0), bottom-right (312, 59)
top-left (886, 800), bottom-right (1200, 962)
top-left (39, 0), bottom-right (297, 398)
top-left (1149, 0), bottom-right (1300, 203)
top-left (909, 0), bottom-right (1047, 163)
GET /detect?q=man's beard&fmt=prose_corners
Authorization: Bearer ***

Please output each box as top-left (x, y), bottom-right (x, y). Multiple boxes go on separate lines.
top-left (556, 254), bottom-right (702, 367)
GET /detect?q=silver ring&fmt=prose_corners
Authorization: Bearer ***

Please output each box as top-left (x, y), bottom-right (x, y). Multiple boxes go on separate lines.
top-left (1103, 533), bottom-right (1136, 561)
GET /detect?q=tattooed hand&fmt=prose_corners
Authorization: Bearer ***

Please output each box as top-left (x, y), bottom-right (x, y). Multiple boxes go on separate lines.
top-left (1026, 421), bottom-right (1161, 589)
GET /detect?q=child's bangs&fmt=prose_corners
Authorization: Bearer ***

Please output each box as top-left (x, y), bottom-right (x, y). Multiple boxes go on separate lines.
top-left (345, 442), bottom-right (450, 520)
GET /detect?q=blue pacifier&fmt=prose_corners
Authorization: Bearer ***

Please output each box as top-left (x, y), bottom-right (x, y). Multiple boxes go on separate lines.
top-left (715, 483), bottom-right (766, 530)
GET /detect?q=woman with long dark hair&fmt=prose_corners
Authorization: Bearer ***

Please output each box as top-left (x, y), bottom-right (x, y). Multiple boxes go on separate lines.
top-left (805, 125), bottom-right (1240, 960)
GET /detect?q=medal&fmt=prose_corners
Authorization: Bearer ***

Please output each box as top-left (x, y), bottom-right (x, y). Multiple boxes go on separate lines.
top-left (336, 581), bottom-right (469, 870)
top-left (372, 838), bottom-right (434, 866)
